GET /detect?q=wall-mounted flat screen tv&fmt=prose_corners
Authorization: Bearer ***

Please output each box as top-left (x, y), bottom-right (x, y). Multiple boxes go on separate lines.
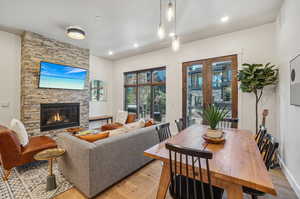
top-left (39, 61), bottom-right (87, 90)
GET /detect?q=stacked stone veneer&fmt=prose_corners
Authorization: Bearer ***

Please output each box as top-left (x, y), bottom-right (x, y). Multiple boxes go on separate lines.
top-left (21, 31), bottom-right (89, 137)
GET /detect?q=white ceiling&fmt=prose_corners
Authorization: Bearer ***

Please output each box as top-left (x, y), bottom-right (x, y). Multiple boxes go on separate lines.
top-left (0, 0), bottom-right (282, 60)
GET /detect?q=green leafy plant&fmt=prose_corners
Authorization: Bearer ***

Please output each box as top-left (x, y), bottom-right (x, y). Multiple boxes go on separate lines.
top-left (238, 63), bottom-right (278, 133)
top-left (200, 105), bottom-right (229, 130)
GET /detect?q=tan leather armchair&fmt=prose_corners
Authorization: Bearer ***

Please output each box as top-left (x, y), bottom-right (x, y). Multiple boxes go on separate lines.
top-left (0, 125), bottom-right (57, 181)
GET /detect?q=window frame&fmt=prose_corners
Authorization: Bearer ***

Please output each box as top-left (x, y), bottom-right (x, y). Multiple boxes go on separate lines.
top-left (124, 66), bottom-right (166, 120)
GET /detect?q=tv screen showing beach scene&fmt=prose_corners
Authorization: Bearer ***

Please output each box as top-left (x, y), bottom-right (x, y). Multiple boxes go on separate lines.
top-left (39, 62), bottom-right (87, 90)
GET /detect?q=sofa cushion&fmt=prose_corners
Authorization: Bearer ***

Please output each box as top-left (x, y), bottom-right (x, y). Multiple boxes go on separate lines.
top-left (125, 119), bottom-right (145, 132)
top-left (10, 119), bottom-right (29, 146)
top-left (77, 132), bottom-right (110, 142)
top-left (109, 128), bottom-right (129, 136)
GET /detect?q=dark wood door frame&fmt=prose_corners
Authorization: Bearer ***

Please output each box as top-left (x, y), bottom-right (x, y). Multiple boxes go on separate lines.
top-left (182, 54), bottom-right (238, 126)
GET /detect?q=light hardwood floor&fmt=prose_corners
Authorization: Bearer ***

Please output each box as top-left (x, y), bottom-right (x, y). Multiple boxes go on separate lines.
top-left (55, 161), bottom-right (298, 199)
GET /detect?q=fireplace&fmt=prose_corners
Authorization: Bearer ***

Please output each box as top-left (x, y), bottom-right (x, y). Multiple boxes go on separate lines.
top-left (40, 103), bottom-right (80, 131)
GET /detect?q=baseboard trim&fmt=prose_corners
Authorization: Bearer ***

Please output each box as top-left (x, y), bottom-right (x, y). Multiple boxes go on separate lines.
top-left (279, 157), bottom-right (300, 198)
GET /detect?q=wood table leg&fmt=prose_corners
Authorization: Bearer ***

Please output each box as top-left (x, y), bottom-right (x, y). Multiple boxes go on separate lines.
top-left (156, 162), bottom-right (171, 199)
top-left (226, 184), bottom-right (243, 199)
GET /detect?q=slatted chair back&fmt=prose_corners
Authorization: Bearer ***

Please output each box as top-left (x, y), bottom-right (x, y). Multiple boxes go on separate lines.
top-left (261, 134), bottom-right (279, 170)
top-left (155, 123), bottom-right (172, 142)
top-left (175, 118), bottom-right (185, 132)
top-left (166, 143), bottom-right (217, 199)
top-left (218, 118), bottom-right (239, 129)
top-left (256, 127), bottom-right (268, 153)
top-left (255, 125), bottom-right (265, 141)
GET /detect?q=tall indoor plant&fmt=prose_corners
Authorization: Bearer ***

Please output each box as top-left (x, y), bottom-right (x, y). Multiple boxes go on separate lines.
top-left (238, 63), bottom-right (278, 133)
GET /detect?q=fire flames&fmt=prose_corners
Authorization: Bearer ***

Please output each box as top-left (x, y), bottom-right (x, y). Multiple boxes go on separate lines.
top-left (52, 112), bottom-right (63, 122)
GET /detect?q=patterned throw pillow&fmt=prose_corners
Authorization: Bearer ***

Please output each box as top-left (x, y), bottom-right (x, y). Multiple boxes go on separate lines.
top-left (115, 110), bottom-right (128, 124)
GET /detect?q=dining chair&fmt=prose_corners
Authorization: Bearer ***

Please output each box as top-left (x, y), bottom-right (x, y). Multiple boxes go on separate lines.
top-left (175, 118), bottom-right (185, 132)
top-left (165, 143), bottom-right (224, 199)
top-left (255, 126), bottom-right (267, 153)
top-left (218, 118), bottom-right (239, 129)
top-left (243, 134), bottom-right (279, 199)
top-left (156, 123), bottom-right (172, 142)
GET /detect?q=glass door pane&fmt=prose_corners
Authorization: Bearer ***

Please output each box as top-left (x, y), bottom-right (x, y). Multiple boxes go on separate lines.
top-left (211, 61), bottom-right (232, 117)
top-left (125, 87), bottom-right (137, 114)
top-left (153, 85), bottom-right (166, 122)
top-left (138, 86), bottom-right (151, 120)
top-left (186, 64), bottom-right (204, 126)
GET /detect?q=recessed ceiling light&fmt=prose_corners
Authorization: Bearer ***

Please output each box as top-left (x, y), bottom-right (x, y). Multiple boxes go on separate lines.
top-left (108, 50), bottom-right (114, 55)
top-left (66, 26), bottom-right (86, 40)
top-left (169, 32), bottom-right (175, 37)
top-left (221, 16), bottom-right (229, 22)
top-left (134, 43), bottom-right (139, 48)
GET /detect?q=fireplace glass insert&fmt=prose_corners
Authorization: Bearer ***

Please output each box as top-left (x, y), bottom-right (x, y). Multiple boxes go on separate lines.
top-left (40, 103), bottom-right (80, 131)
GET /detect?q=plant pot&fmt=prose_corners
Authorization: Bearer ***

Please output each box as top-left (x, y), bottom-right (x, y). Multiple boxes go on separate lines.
top-left (206, 128), bottom-right (223, 138)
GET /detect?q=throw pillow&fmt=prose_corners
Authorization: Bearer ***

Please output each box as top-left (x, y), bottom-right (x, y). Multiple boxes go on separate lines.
top-left (10, 118), bottom-right (29, 146)
top-left (77, 132), bottom-right (110, 142)
top-left (126, 114), bottom-right (136, 123)
top-left (145, 119), bottom-right (155, 127)
top-left (101, 123), bottom-right (123, 131)
top-left (115, 110), bottom-right (128, 124)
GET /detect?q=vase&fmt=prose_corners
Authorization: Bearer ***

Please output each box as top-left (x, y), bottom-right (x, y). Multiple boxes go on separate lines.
top-left (206, 128), bottom-right (223, 138)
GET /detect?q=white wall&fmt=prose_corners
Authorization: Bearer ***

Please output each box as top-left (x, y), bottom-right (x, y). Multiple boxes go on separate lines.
top-left (89, 55), bottom-right (114, 116)
top-left (113, 23), bottom-right (278, 133)
top-left (276, 0), bottom-right (300, 196)
top-left (0, 31), bottom-right (21, 126)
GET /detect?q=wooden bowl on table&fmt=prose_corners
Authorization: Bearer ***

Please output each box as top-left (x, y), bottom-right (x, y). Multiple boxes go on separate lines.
top-left (202, 132), bottom-right (225, 144)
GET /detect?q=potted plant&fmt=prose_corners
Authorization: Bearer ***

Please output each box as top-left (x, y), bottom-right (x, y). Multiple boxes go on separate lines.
top-left (238, 63), bottom-right (278, 133)
top-left (201, 105), bottom-right (229, 138)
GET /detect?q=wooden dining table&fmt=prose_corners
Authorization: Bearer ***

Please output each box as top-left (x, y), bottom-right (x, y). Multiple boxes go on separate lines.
top-left (144, 125), bottom-right (277, 199)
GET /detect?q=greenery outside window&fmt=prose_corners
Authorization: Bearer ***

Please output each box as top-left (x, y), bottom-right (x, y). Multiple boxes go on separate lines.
top-left (124, 67), bottom-right (166, 122)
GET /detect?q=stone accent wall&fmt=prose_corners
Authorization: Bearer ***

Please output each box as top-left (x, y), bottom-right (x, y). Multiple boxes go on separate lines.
top-left (21, 31), bottom-right (89, 137)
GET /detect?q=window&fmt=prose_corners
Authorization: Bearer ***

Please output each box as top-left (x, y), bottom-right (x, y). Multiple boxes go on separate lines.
top-left (124, 67), bottom-right (166, 122)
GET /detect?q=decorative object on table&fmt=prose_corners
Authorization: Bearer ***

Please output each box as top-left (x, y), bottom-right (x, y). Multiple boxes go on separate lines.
top-left (238, 63), bottom-right (278, 133)
top-left (0, 161), bottom-right (72, 199)
top-left (290, 54), bottom-right (300, 106)
top-left (202, 132), bottom-right (226, 144)
top-left (34, 148), bottom-right (66, 191)
top-left (90, 80), bottom-right (107, 101)
top-left (200, 105), bottom-right (228, 139)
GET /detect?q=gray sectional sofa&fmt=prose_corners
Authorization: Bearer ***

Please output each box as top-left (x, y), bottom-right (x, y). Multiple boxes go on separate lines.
top-left (57, 126), bottom-right (159, 198)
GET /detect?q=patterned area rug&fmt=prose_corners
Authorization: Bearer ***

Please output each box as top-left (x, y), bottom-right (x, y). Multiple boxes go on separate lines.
top-left (0, 161), bottom-right (72, 199)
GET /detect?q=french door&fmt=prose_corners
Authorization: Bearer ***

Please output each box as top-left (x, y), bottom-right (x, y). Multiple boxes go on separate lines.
top-left (182, 55), bottom-right (238, 127)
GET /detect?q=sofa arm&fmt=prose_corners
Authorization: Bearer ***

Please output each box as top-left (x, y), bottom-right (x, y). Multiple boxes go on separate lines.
top-left (57, 133), bottom-right (96, 197)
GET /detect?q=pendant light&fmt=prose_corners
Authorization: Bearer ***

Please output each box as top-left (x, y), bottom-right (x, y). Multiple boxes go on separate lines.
top-left (157, 0), bottom-right (165, 39)
top-left (166, 0), bottom-right (174, 22)
top-left (172, 0), bottom-right (180, 51)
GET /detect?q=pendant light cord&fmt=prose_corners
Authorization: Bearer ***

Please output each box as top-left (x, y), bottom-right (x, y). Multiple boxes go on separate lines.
top-left (160, 0), bottom-right (162, 24)
top-left (174, 0), bottom-right (177, 34)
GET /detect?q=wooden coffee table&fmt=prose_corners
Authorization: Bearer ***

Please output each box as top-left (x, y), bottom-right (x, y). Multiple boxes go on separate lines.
top-left (34, 148), bottom-right (65, 191)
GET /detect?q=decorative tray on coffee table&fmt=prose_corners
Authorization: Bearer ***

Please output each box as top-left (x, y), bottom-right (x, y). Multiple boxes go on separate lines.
top-left (202, 132), bottom-right (225, 144)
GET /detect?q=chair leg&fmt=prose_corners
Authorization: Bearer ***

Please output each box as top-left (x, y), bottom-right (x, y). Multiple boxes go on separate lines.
top-left (2, 169), bottom-right (11, 181)
top-left (251, 195), bottom-right (258, 199)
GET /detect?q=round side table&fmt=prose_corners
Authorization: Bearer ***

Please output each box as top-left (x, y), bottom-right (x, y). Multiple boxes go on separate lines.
top-left (34, 148), bottom-right (65, 191)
